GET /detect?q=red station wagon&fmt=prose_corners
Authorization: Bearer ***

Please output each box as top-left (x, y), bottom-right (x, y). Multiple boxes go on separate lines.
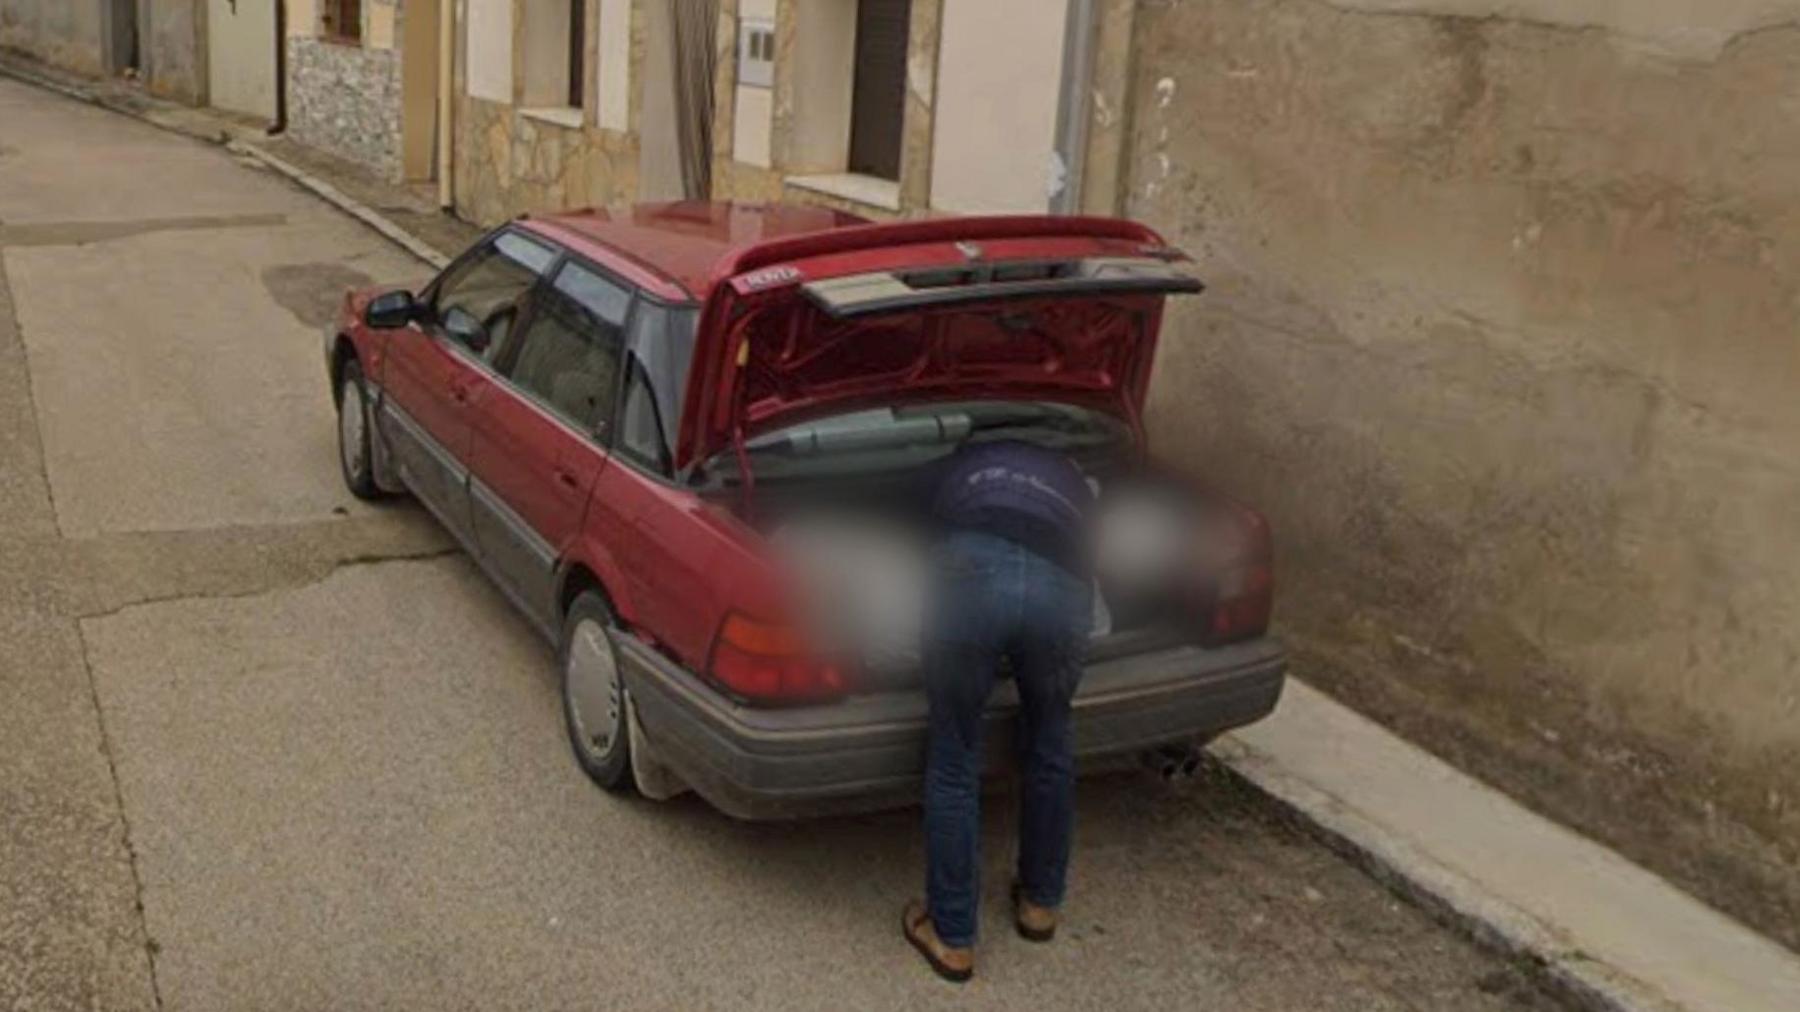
top-left (326, 202), bottom-right (1286, 819)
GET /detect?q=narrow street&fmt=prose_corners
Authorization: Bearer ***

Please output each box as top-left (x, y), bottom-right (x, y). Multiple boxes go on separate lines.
top-left (0, 78), bottom-right (1565, 1011)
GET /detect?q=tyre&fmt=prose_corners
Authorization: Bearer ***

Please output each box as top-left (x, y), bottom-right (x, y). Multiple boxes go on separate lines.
top-left (560, 591), bottom-right (634, 792)
top-left (336, 358), bottom-right (383, 501)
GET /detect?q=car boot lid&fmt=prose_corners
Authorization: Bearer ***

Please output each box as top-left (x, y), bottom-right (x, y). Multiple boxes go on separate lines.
top-left (676, 215), bottom-right (1203, 473)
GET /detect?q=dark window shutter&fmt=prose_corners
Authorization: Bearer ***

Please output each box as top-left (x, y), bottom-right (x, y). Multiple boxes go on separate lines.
top-left (848, 0), bottom-right (911, 181)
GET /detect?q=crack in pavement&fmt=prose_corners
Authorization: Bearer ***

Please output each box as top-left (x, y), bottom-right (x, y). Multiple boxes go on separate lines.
top-left (54, 539), bottom-right (461, 1008)
top-left (2, 509), bottom-right (456, 616)
top-left (0, 213), bottom-right (291, 248)
top-left (71, 545), bottom-right (463, 623)
top-left (0, 237), bottom-right (58, 536)
top-left (0, 71), bottom-right (473, 1012)
top-left (72, 628), bottom-right (166, 1012)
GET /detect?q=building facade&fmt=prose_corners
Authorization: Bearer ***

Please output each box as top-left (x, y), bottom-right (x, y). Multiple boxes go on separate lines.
top-left (0, 0), bottom-right (207, 104)
top-left (446, 0), bottom-right (1134, 225)
top-left (450, 0), bottom-right (648, 225)
top-left (284, 0), bottom-right (441, 182)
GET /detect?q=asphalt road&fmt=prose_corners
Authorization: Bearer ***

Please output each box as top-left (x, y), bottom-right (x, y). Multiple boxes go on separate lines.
top-left (0, 77), bottom-right (1569, 1011)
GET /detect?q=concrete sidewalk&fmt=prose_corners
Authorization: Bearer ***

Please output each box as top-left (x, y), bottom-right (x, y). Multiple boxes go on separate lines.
top-left (6, 51), bottom-right (1798, 1012)
top-left (1216, 682), bottom-right (1800, 1012)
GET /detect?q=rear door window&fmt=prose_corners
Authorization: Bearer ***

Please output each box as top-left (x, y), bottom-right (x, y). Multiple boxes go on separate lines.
top-left (616, 304), bottom-right (699, 475)
top-left (501, 262), bottom-right (631, 435)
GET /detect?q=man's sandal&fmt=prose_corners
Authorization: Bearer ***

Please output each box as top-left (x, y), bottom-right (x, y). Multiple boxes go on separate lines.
top-left (902, 901), bottom-right (974, 983)
top-left (1011, 883), bottom-right (1057, 942)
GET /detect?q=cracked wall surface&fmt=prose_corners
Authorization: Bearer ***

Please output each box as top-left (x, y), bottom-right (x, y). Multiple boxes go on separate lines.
top-left (141, 0), bottom-right (205, 104)
top-left (1126, 0), bottom-right (1800, 949)
top-left (1322, 0), bottom-right (1800, 60)
top-left (0, 1), bottom-right (104, 77)
top-left (1, 0), bottom-right (206, 103)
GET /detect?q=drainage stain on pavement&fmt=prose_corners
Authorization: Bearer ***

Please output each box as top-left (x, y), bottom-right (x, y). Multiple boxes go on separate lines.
top-left (262, 262), bottom-right (378, 328)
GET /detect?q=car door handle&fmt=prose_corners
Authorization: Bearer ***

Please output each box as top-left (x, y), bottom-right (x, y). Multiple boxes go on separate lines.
top-left (553, 467), bottom-right (580, 490)
top-left (448, 380), bottom-right (473, 404)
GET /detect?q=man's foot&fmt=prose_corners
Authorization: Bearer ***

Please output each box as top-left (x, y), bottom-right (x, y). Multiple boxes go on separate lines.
top-left (1012, 883), bottom-right (1057, 942)
top-left (902, 900), bottom-right (974, 982)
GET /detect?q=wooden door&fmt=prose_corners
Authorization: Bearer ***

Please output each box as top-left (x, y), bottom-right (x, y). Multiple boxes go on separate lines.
top-left (848, 0), bottom-right (911, 181)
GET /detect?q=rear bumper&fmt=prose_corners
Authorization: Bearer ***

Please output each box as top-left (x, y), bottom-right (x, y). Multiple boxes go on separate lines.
top-left (618, 635), bottom-right (1287, 820)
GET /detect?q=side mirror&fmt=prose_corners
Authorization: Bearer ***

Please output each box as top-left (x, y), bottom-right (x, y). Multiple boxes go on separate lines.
top-left (441, 306), bottom-right (490, 354)
top-left (364, 290), bottom-right (419, 329)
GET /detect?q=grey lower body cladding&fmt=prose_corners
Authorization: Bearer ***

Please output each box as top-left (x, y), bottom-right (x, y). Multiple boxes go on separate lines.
top-left (619, 632), bottom-right (1287, 820)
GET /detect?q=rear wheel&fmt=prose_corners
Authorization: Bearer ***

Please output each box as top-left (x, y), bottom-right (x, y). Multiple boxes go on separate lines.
top-left (336, 358), bottom-right (382, 501)
top-left (561, 592), bottom-right (634, 791)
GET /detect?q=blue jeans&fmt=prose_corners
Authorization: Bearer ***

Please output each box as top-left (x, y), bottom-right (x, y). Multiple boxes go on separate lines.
top-left (923, 530), bottom-right (1091, 948)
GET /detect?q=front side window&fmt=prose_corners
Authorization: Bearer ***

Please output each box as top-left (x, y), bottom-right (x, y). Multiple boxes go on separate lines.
top-left (616, 304), bottom-right (699, 474)
top-left (429, 232), bottom-right (555, 361)
top-left (504, 263), bottom-right (631, 434)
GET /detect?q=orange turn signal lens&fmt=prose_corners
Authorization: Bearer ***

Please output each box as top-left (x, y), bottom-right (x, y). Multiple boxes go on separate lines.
top-left (718, 613), bottom-right (805, 656)
top-left (709, 612), bottom-right (847, 703)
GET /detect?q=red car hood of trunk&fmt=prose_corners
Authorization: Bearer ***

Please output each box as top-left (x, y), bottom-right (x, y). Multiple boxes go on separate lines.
top-left (674, 216), bottom-right (1199, 472)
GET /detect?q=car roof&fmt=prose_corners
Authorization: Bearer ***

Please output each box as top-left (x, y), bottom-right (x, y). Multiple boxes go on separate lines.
top-left (520, 201), bottom-right (872, 303)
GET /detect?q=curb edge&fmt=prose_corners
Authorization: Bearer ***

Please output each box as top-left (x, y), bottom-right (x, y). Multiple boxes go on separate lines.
top-left (1211, 733), bottom-right (1683, 1012)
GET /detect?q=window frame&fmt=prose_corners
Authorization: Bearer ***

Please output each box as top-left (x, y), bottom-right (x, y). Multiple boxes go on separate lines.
top-left (611, 301), bottom-right (700, 478)
top-left (321, 0), bottom-right (364, 45)
top-left (491, 254), bottom-right (638, 448)
top-left (567, 0), bottom-right (587, 110)
top-left (520, 245), bottom-right (700, 476)
top-left (434, 231), bottom-right (703, 469)
top-left (519, 0), bottom-right (588, 114)
top-left (419, 226), bottom-right (559, 368)
top-left (847, 0), bottom-right (912, 181)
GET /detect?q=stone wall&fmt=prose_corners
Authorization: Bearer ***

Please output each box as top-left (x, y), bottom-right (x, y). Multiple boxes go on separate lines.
top-left (449, 0), bottom-right (645, 227)
top-left (288, 36), bottom-right (403, 179)
top-left (453, 96), bottom-right (640, 227)
top-left (1125, 0), bottom-right (1800, 948)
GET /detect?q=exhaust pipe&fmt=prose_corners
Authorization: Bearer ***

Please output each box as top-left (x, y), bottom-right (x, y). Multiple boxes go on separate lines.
top-left (1140, 743), bottom-right (1203, 781)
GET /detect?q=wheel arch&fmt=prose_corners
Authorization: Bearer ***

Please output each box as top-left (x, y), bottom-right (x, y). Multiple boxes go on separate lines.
top-left (555, 557), bottom-right (632, 631)
top-left (329, 333), bottom-right (357, 407)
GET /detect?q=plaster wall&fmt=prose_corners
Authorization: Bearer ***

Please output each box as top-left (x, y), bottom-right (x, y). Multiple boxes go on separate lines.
top-left (1126, 0), bottom-right (1800, 947)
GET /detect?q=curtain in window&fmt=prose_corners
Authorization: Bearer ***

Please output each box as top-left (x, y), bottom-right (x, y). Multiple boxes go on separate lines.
top-left (670, 0), bottom-right (718, 200)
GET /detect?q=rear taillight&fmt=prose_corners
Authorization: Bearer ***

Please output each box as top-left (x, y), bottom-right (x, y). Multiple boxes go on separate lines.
top-left (707, 612), bottom-right (847, 704)
top-left (1202, 505), bottom-right (1274, 646)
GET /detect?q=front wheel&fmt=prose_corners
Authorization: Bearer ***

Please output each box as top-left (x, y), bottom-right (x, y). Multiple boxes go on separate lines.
top-left (560, 592), bottom-right (634, 792)
top-left (337, 358), bottom-right (383, 501)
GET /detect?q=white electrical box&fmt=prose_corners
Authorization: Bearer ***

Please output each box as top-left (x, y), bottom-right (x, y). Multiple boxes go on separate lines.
top-left (738, 18), bottom-right (775, 88)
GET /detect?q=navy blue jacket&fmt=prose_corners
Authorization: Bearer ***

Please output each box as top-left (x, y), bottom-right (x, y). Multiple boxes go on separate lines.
top-left (929, 440), bottom-right (1094, 575)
